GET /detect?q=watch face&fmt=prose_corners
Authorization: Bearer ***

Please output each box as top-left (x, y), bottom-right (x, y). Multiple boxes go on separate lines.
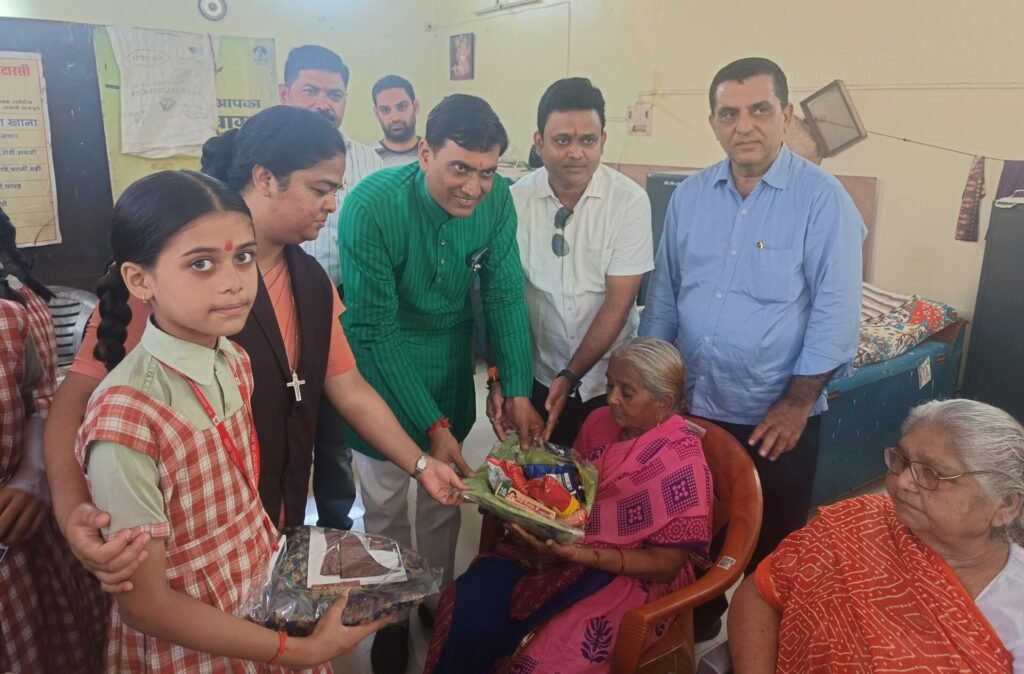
top-left (416, 455), bottom-right (429, 471)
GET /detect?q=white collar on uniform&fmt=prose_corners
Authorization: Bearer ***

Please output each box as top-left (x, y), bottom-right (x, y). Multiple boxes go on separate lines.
top-left (140, 318), bottom-right (239, 386)
top-left (533, 164), bottom-right (610, 207)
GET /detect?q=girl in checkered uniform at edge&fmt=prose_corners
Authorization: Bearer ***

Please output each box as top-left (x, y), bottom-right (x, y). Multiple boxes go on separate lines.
top-left (75, 170), bottom-right (387, 672)
top-left (1, 207), bottom-right (106, 673)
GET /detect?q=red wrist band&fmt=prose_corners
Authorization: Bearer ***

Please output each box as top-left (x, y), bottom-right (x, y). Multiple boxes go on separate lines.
top-left (427, 416), bottom-right (452, 438)
top-left (616, 548), bottom-right (625, 575)
top-left (268, 630), bottom-right (287, 665)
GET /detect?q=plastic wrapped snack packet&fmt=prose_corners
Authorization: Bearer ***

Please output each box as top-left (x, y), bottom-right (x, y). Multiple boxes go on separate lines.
top-left (245, 526), bottom-right (442, 635)
top-left (463, 434), bottom-right (599, 543)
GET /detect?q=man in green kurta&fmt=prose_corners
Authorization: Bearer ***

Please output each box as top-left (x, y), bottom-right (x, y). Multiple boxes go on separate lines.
top-left (338, 94), bottom-right (541, 673)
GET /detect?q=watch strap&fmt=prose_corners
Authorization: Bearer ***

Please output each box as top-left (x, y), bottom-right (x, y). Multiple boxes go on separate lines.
top-left (557, 368), bottom-right (581, 394)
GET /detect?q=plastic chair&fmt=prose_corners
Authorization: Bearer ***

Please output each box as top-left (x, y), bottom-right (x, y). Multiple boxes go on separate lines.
top-left (612, 417), bottom-right (762, 673)
top-left (477, 416), bottom-right (763, 674)
top-left (46, 285), bottom-right (98, 367)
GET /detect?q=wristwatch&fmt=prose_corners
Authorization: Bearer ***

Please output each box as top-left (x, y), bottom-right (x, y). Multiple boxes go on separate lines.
top-left (557, 368), bottom-right (582, 395)
top-left (411, 454), bottom-right (428, 479)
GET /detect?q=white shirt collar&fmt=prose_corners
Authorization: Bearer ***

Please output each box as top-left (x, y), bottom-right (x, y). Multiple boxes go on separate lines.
top-left (533, 164), bottom-right (609, 207)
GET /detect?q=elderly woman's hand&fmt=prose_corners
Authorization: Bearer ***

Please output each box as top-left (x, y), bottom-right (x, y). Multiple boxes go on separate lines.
top-left (505, 523), bottom-right (591, 564)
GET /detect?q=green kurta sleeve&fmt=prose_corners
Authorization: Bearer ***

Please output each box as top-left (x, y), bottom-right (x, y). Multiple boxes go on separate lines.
top-left (479, 190), bottom-right (533, 398)
top-left (338, 198), bottom-right (445, 436)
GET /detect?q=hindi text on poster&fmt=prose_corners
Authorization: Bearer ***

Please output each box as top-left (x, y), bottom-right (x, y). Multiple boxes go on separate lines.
top-left (0, 51), bottom-right (60, 247)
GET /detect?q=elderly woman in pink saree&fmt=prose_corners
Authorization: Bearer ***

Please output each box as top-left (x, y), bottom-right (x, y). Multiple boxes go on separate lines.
top-left (425, 338), bottom-right (713, 674)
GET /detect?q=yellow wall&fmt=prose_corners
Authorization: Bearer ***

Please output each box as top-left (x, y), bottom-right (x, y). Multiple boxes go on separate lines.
top-left (430, 0), bottom-right (1024, 319)
top-left (3, 0), bottom-right (1023, 319)
top-left (0, 0), bottom-right (435, 144)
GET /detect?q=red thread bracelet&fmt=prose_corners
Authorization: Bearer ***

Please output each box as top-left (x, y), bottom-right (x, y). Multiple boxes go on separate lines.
top-left (427, 417), bottom-right (452, 439)
top-left (616, 548), bottom-right (626, 575)
top-left (268, 630), bottom-right (287, 666)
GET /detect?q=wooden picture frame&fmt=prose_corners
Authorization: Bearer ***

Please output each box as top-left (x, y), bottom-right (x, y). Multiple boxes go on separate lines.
top-left (800, 79), bottom-right (867, 158)
top-left (449, 33), bottom-right (474, 81)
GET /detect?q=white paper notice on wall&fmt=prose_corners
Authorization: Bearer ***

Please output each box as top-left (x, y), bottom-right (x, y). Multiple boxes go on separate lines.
top-left (108, 27), bottom-right (218, 158)
top-left (917, 358), bottom-right (932, 389)
top-left (626, 103), bottom-right (652, 136)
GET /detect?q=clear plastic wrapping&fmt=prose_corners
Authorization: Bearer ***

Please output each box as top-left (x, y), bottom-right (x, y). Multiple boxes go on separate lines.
top-left (245, 526), bottom-right (441, 635)
top-left (463, 434), bottom-right (598, 544)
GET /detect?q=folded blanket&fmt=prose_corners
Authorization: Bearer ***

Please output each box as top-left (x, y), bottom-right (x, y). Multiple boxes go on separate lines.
top-left (855, 294), bottom-right (958, 368)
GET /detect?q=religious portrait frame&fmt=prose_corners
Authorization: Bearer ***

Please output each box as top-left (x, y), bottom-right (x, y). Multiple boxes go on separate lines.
top-left (449, 32), bottom-right (475, 81)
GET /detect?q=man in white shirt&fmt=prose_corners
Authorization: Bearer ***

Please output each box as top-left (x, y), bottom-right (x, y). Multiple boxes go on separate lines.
top-left (279, 45), bottom-right (384, 531)
top-left (497, 77), bottom-right (653, 446)
top-left (281, 45), bottom-right (385, 286)
top-left (371, 74), bottom-right (422, 167)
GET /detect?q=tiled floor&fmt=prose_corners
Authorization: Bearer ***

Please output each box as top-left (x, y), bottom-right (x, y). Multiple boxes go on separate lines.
top-left (320, 367), bottom-right (889, 673)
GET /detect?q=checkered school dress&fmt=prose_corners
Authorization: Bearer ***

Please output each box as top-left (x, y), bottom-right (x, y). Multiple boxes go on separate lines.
top-left (0, 299), bottom-right (28, 480)
top-left (1, 297), bottom-right (106, 673)
top-left (20, 286), bottom-right (57, 417)
top-left (77, 347), bottom-right (329, 673)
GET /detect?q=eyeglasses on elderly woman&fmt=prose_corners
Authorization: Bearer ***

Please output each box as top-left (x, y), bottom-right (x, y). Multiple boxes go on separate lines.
top-left (881, 445), bottom-right (1004, 491)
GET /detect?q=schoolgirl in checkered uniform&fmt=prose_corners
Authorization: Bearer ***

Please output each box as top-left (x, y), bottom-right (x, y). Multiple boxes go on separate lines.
top-left (0, 207), bottom-right (106, 673)
top-left (74, 171), bottom-right (385, 672)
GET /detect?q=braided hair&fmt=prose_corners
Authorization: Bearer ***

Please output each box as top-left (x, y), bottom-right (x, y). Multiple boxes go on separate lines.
top-left (94, 170), bottom-right (251, 371)
top-left (0, 206), bottom-right (54, 305)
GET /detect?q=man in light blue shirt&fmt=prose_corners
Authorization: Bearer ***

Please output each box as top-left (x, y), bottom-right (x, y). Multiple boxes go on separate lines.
top-left (640, 57), bottom-right (864, 638)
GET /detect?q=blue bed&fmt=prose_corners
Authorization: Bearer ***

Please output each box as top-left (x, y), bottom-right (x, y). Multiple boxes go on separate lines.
top-left (812, 321), bottom-right (966, 507)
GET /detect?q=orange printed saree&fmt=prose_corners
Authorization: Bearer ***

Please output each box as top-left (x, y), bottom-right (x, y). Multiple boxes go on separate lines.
top-left (755, 494), bottom-right (1012, 672)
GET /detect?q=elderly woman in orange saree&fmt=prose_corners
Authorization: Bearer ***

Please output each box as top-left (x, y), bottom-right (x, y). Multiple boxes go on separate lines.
top-left (425, 338), bottom-right (713, 674)
top-left (730, 398), bottom-right (1024, 673)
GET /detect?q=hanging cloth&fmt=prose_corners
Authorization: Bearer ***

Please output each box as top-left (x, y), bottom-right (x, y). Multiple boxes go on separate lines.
top-left (955, 155), bottom-right (985, 242)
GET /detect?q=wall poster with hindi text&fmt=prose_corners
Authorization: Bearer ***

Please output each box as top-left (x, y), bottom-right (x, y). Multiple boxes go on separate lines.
top-left (94, 29), bottom-right (276, 198)
top-left (0, 51), bottom-right (60, 247)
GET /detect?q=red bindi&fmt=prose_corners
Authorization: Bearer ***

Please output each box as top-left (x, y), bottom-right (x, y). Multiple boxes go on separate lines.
top-left (224, 241), bottom-right (234, 251)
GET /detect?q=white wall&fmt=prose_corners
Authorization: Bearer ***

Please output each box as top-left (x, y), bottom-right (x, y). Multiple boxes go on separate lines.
top-left (428, 0), bottom-right (1024, 318)
top-left (4, 0), bottom-right (1024, 318)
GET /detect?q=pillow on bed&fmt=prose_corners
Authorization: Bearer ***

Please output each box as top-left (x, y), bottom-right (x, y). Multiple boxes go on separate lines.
top-left (855, 298), bottom-right (958, 368)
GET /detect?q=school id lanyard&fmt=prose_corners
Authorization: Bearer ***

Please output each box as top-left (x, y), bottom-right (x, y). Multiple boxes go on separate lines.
top-left (156, 358), bottom-right (275, 539)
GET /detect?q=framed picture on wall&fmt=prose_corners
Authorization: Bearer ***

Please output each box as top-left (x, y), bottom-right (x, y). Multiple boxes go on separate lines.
top-left (450, 33), bottom-right (474, 80)
top-left (800, 79), bottom-right (867, 158)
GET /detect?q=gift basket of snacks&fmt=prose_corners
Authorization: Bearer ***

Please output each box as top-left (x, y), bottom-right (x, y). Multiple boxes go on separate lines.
top-left (463, 434), bottom-right (598, 544)
top-left (245, 526), bottom-right (441, 635)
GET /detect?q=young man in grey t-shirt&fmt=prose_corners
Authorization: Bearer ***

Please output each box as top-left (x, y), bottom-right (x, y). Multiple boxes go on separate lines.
top-left (371, 74), bottom-right (421, 167)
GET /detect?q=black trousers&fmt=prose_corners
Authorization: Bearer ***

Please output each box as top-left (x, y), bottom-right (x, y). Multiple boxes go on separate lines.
top-left (312, 396), bottom-right (357, 530)
top-left (529, 379), bottom-right (607, 448)
top-left (693, 415), bottom-right (822, 627)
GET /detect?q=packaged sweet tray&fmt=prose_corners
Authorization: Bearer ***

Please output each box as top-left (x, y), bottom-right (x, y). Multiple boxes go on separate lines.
top-left (464, 435), bottom-right (597, 544)
top-left (246, 526), bottom-right (440, 635)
